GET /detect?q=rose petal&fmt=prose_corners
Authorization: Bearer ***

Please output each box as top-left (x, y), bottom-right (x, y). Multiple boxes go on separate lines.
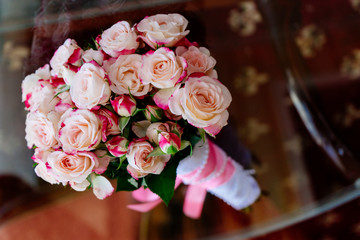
top-left (70, 179), bottom-right (90, 191)
top-left (154, 86), bottom-right (179, 110)
top-left (203, 111), bottom-right (229, 136)
top-left (91, 174), bottom-right (114, 200)
top-left (94, 150), bottom-right (112, 174)
top-left (168, 88), bottom-right (184, 116)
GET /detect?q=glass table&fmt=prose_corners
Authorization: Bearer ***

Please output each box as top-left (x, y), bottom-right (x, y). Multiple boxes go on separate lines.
top-left (0, 0), bottom-right (359, 239)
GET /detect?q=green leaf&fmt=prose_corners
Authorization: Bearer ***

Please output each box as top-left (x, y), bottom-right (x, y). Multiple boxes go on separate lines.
top-left (164, 145), bottom-right (179, 155)
top-left (188, 134), bottom-right (201, 149)
top-left (104, 104), bottom-right (115, 113)
top-left (117, 155), bottom-right (127, 170)
top-left (52, 85), bottom-right (70, 101)
top-left (32, 162), bottom-right (38, 167)
top-left (119, 116), bottom-right (130, 132)
top-left (145, 159), bottom-right (180, 206)
top-left (86, 175), bottom-right (93, 189)
top-left (180, 140), bottom-right (192, 155)
top-left (128, 178), bottom-right (139, 188)
top-left (116, 170), bottom-right (141, 191)
top-left (146, 146), bottom-right (167, 159)
top-left (198, 128), bottom-right (206, 143)
top-left (133, 108), bottom-right (144, 115)
top-left (95, 142), bottom-right (107, 150)
top-left (128, 88), bottom-right (136, 102)
top-left (180, 140), bottom-right (191, 150)
top-left (141, 178), bottom-right (148, 188)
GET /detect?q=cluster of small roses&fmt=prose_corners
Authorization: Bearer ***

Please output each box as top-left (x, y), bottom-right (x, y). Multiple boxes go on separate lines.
top-left (22, 13), bottom-right (232, 200)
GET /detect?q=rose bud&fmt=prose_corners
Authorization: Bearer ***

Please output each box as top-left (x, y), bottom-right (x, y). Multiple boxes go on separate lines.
top-left (105, 136), bottom-right (129, 157)
top-left (168, 121), bottom-right (183, 137)
top-left (97, 108), bottom-right (121, 136)
top-left (144, 105), bottom-right (163, 122)
top-left (158, 132), bottom-right (181, 154)
top-left (111, 95), bottom-right (137, 117)
top-left (146, 121), bottom-right (182, 145)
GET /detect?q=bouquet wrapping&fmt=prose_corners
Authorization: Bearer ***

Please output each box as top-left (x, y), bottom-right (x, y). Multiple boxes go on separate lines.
top-left (22, 13), bottom-right (260, 218)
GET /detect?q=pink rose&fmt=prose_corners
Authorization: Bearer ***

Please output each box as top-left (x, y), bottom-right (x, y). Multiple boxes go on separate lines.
top-left (96, 108), bottom-right (121, 136)
top-left (137, 13), bottom-right (190, 49)
top-left (70, 62), bottom-right (111, 110)
top-left (50, 39), bottom-right (82, 77)
top-left (58, 109), bottom-right (103, 153)
top-left (139, 47), bottom-right (187, 89)
top-left (126, 140), bottom-right (171, 178)
top-left (176, 46), bottom-right (217, 76)
top-left (99, 21), bottom-right (139, 58)
top-left (108, 54), bottom-right (151, 96)
top-left (25, 111), bottom-right (60, 150)
top-left (169, 75), bottom-right (232, 136)
top-left (21, 64), bottom-right (59, 113)
top-left (47, 151), bottom-right (99, 183)
top-left (111, 95), bottom-right (137, 117)
top-left (105, 136), bottom-right (129, 157)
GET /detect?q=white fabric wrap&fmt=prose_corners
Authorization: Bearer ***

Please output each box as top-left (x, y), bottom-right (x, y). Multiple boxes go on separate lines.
top-left (177, 139), bottom-right (261, 210)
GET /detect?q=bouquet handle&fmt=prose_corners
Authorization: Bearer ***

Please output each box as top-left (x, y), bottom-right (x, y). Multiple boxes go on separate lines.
top-left (128, 139), bottom-right (261, 219)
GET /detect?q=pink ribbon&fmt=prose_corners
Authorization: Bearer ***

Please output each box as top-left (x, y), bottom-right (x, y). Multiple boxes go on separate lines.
top-left (127, 140), bottom-right (237, 219)
top-left (127, 178), bottom-right (182, 212)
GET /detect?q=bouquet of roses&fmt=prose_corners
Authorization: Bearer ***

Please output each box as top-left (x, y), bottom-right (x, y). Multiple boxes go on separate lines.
top-left (22, 13), bottom-right (260, 218)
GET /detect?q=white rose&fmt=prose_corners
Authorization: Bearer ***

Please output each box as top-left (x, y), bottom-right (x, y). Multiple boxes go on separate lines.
top-left (25, 111), bottom-right (60, 150)
top-left (32, 148), bottom-right (59, 184)
top-left (22, 64), bottom-right (58, 113)
top-left (108, 54), bottom-right (151, 96)
top-left (50, 39), bottom-right (82, 77)
top-left (139, 47), bottom-right (187, 89)
top-left (21, 64), bottom-right (51, 102)
top-left (99, 21), bottom-right (139, 58)
top-left (82, 49), bottom-right (105, 65)
top-left (35, 162), bottom-right (60, 184)
top-left (58, 109), bottom-right (103, 153)
top-left (70, 62), bottom-right (111, 110)
top-left (55, 91), bottom-right (75, 114)
top-left (169, 75), bottom-right (232, 136)
top-left (137, 13), bottom-right (190, 49)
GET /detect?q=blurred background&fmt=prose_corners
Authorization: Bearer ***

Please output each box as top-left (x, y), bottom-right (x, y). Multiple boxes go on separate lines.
top-left (1, 0), bottom-right (360, 239)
